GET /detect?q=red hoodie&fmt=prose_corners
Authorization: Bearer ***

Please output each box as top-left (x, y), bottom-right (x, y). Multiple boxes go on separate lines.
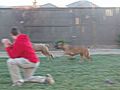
top-left (6, 34), bottom-right (40, 63)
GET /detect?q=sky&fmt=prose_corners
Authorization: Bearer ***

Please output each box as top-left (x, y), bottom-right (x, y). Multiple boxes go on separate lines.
top-left (0, 0), bottom-right (120, 7)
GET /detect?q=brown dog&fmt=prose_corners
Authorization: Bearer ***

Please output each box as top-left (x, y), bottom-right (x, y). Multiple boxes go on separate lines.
top-left (33, 43), bottom-right (54, 60)
top-left (55, 42), bottom-right (91, 63)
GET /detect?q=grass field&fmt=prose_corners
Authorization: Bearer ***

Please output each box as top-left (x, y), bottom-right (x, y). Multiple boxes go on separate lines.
top-left (0, 55), bottom-right (120, 90)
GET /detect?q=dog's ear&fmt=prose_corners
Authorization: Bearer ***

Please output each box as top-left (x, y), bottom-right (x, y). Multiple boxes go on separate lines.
top-left (55, 41), bottom-right (64, 45)
top-left (54, 41), bottom-right (64, 49)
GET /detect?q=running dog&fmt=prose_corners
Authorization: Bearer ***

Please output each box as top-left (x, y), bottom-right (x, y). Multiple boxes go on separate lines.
top-left (33, 43), bottom-right (54, 60)
top-left (55, 42), bottom-right (91, 63)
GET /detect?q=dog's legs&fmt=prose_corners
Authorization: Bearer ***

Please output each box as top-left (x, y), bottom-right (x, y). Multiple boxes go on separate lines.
top-left (46, 54), bottom-right (54, 61)
top-left (85, 52), bottom-right (92, 63)
top-left (82, 56), bottom-right (91, 63)
top-left (41, 51), bottom-right (54, 60)
top-left (68, 55), bottom-right (75, 60)
top-left (88, 56), bottom-right (92, 63)
top-left (81, 56), bottom-right (92, 63)
top-left (50, 54), bottom-right (54, 59)
top-left (48, 53), bottom-right (54, 60)
top-left (79, 53), bottom-right (84, 63)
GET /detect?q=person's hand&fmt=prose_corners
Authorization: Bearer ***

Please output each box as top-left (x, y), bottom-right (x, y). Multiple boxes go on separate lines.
top-left (1, 39), bottom-right (12, 47)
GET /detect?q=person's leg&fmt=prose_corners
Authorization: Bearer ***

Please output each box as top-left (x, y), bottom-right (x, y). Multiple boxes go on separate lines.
top-left (7, 58), bottom-right (40, 85)
top-left (22, 62), bottom-right (47, 83)
top-left (7, 58), bottom-right (55, 85)
top-left (7, 58), bottom-right (24, 86)
top-left (17, 58), bottom-right (55, 84)
top-left (23, 68), bottom-right (55, 84)
top-left (22, 63), bottom-right (55, 84)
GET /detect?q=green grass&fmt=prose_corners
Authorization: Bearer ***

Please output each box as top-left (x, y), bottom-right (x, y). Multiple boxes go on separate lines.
top-left (0, 55), bottom-right (120, 90)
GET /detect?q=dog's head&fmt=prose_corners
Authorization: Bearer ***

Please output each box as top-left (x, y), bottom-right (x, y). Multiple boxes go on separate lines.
top-left (54, 41), bottom-right (64, 49)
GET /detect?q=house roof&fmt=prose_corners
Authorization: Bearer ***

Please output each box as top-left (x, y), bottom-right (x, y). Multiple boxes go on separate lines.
top-left (66, 0), bottom-right (98, 7)
top-left (40, 3), bottom-right (57, 8)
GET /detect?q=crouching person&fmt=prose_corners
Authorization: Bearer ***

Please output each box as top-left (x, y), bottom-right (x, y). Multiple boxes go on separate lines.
top-left (1, 27), bottom-right (55, 86)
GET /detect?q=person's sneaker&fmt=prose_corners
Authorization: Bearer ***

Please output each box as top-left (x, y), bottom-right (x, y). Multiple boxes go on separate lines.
top-left (12, 80), bottom-right (24, 87)
top-left (45, 74), bottom-right (55, 85)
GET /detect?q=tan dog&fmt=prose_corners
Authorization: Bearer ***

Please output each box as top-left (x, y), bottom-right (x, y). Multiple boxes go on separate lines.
top-left (55, 42), bottom-right (91, 63)
top-left (33, 43), bottom-right (54, 60)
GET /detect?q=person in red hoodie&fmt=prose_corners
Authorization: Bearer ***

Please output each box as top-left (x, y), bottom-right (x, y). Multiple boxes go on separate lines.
top-left (2, 27), bottom-right (55, 86)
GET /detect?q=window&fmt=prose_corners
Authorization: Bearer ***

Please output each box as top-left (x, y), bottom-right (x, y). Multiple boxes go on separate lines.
top-left (105, 9), bottom-right (113, 16)
top-left (116, 8), bottom-right (120, 14)
top-left (81, 26), bottom-right (85, 33)
top-left (75, 17), bottom-right (80, 25)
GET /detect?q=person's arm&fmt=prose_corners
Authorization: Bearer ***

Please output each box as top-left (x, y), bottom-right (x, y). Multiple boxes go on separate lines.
top-left (1, 39), bottom-right (12, 47)
top-left (5, 41), bottom-right (23, 58)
